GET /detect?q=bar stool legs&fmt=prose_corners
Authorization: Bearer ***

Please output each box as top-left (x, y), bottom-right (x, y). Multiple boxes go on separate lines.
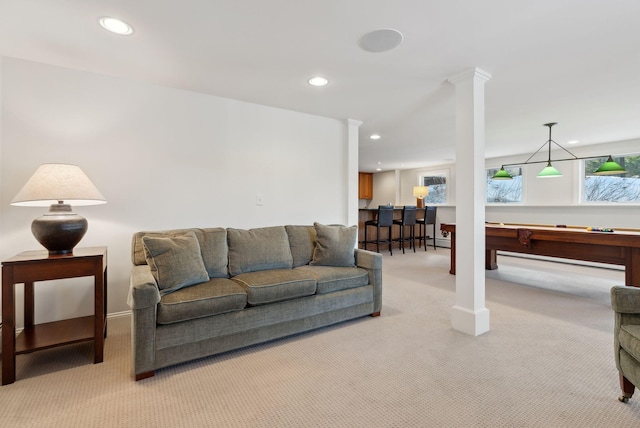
top-left (364, 206), bottom-right (394, 255)
top-left (417, 206), bottom-right (437, 251)
top-left (397, 222), bottom-right (416, 253)
top-left (393, 206), bottom-right (417, 254)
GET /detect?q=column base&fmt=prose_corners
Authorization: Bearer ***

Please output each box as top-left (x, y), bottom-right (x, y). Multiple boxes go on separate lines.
top-left (451, 305), bottom-right (490, 336)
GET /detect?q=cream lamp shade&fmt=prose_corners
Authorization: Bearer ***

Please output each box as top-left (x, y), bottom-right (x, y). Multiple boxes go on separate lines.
top-left (11, 163), bottom-right (106, 207)
top-left (413, 186), bottom-right (429, 199)
top-left (11, 163), bottom-right (106, 255)
top-left (413, 186), bottom-right (429, 208)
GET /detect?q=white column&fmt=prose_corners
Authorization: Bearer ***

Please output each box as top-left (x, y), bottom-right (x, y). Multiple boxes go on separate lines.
top-left (0, 57), bottom-right (3, 257)
top-left (448, 67), bottom-right (491, 336)
top-left (346, 119), bottom-right (362, 227)
top-left (394, 169), bottom-right (401, 206)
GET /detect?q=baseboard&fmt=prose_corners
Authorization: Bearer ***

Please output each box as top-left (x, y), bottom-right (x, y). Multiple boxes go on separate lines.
top-left (107, 310), bottom-right (132, 320)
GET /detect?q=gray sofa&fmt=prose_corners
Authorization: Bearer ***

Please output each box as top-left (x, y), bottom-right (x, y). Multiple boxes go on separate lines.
top-left (128, 223), bottom-right (383, 380)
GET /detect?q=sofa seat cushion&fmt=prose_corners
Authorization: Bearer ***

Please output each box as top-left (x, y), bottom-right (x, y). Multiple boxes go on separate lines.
top-left (232, 269), bottom-right (317, 306)
top-left (620, 324), bottom-right (640, 362)
top-left (294, 266), bottom-right (369, 294)
top-left (157, 278), bottom-right (247, 324)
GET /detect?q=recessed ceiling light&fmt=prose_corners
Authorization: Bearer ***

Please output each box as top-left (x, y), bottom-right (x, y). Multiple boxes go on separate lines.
top-left (567, 140), bottom-right (579, 144)
top-left (359, 29), bottom-right (403, 53)
top-left (370, 134), bottom-right (381, 140)
top-left (308, 76), bottom-right (328, 87)
top-left (99, 17), bottom-right (133, 35)
top-left (377, 162), bottom-right (382, 165)
top-left (376, 168), bottom-right (382, 171)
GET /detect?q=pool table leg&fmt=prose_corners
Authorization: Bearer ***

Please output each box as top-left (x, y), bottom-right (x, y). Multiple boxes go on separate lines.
top-left (486, 249), bottom-right (498, 270)
top-left (626, 248), bottom-right (640, 287)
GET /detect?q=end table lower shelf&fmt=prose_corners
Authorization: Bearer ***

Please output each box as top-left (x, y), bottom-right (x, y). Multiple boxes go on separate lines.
top-left (16, 316), bottom-right (100, 355)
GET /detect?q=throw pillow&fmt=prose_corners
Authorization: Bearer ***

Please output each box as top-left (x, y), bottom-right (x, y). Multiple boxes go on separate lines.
top-left (310, 222), bottom-right (357, 267)
top-left (142, 231), bottom-right (210, 295)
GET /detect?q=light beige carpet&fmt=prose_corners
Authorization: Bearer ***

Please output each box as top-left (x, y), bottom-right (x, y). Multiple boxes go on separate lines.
top-left (1, 249), bottom-right (639, 427)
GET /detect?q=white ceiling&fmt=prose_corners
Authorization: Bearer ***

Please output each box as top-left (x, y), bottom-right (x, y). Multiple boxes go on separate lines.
top-left (2, 1), bottom-right (640, 172)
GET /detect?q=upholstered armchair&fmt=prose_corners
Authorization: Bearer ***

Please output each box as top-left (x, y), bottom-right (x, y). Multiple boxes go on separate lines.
top-left (610, 286), bottom-right (640, 402)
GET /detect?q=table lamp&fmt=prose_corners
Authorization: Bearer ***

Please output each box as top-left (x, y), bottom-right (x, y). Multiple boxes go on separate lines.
top-left (413, 186), bottom-right (429, 208)
top-left (11, 163), bottom-right (107, 255)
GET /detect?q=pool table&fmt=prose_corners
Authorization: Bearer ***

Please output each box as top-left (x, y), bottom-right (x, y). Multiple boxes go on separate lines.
top-left (440, 222), bottom-right (640, 286)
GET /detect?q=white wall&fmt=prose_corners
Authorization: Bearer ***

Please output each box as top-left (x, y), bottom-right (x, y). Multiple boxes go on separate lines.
top-left (368, 170), bottom-right (396, 208)
top-left (1, 57), bottom-right (351, 324)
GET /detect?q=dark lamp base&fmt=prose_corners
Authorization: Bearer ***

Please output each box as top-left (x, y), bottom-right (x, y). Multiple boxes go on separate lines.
top-left (416, 198), bottom-right (425, 208)
top-left (31, 204), bottom-right (88, 255)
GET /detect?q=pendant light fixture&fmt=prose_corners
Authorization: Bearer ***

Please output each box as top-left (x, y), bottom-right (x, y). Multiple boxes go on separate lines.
top-left (594, 155), bottom-right (628, 175)
top-left (492, 123), bottom-right (627, 180)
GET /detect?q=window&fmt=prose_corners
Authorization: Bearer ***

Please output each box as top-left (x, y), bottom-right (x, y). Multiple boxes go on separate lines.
top-left (583, 155), bottom-right (640, 203)
top-left (419, 171), bottom-right (447, 204)
top-left (486, 167), bottom-right (522, 203)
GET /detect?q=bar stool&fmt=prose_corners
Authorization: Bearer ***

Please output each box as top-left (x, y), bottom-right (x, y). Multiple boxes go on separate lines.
top-left (364, 206), bottom-right (394, 255)
top-left (416, 206), bottom-right (437, 250)
top-left (393, 206), bottom-right (417, 254)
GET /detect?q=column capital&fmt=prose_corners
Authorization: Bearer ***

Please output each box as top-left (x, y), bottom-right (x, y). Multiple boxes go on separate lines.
top-left (448, 67), bottom-right (492, 85)
top-left (346, 118), bottom-right (363, 127)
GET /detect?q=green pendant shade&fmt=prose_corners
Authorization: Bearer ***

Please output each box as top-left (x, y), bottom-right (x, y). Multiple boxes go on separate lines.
top-left (491, 167), bottom-right (513, 180)
top-left (537, 162), bottom-right (563, 178)
top-left (496, 123), bottom-right (627, 181)
top-left (593, 156), bottom-right (627, 175)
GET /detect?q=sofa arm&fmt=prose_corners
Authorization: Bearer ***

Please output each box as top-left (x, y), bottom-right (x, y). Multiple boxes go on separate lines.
top-left (128, 265), bottom-right (161, 310)
top-left (128, 264), bottom-right (161, 378)
top-left (355, 249), bottom-right (383, 314)
top-left (355, 248), bottom-right (382, 270)
top-left (611, 286), bottom-right (640, 314)
top-left (611, 286), bottom-right (640, 375)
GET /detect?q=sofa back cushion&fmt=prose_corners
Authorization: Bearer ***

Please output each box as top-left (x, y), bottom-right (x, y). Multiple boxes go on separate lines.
top-left (227, 226), bottom-right (293, 276)
top-left (132, 228), bottom-right (229, 278)
top-left (285, 225), bottom-right (317, 267)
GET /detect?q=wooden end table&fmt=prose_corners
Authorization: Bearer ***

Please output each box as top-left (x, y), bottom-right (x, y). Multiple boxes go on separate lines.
top-left (2, 246), bottom-right (107, 385)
